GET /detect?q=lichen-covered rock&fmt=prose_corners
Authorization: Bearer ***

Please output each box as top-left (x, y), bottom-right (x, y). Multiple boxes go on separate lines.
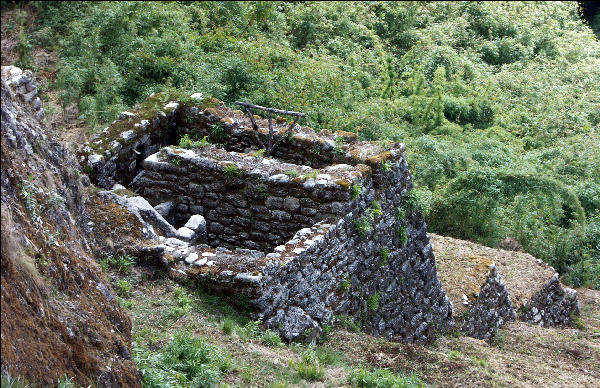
top-left (95, 191), bottom-right (179, 239)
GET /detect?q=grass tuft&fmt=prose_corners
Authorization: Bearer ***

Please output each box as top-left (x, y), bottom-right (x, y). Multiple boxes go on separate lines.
top-left (348, 367), bottom-right (423, 388)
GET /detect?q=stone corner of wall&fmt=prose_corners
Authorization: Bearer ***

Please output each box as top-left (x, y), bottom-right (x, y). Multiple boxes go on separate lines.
top-left (460, 263), bottom-right (516, 341)
top-left (519, 273), bottom-right (581, 327)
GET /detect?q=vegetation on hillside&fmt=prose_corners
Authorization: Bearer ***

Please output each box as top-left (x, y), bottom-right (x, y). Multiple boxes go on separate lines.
top-left (5, 1), bottom-right (600, 288)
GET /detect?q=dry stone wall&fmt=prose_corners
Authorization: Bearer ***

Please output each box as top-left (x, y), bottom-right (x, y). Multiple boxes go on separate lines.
top-left (78, 90), bottom-right (579, 344)
top-left (1, 66), bottom-right (45, 121)
top-left (519, 274), bottom-right (580, 327)
top-left (78, 91), bottom-right (454, 343)
top-left (159, 152), bottom-right (453, 343)
top-left (132, 145), bottom-right (374, 251)
top-left (460, 265), bottom-right (516, 341)
top-left (431, 233), bottom-right (581, 342)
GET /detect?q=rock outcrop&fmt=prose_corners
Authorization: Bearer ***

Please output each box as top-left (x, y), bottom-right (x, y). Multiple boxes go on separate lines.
top-left (1, 66), bottom-right (141, 386)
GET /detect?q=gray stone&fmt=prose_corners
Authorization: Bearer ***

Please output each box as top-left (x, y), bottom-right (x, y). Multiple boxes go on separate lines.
top-left (154, 201), bottom-right (175, 219)
top-left (120, 130), bottom-right (136, 141)
top-left (283, 196), bottom-right (300, 212)
top-left (185, 252), bottom-right (199, 264)
top-left (185, 214), bottom-right (206, 231)
top-left (177, 227), bottom-right (195, 242)
top-left (165, 238), bottom-right (189, 248)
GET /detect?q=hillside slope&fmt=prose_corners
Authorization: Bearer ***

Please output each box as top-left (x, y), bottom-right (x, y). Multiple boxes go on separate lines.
top-left (0, 67), bottom-right (140, 386)
top-left (117, 238), bottom-right (599, 387)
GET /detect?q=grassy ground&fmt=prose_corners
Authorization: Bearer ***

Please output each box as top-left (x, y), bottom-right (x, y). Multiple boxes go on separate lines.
top-left (108, 260), bottom-right (599, 387)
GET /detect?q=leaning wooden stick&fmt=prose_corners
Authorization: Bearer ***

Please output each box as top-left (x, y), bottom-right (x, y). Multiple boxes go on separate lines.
top-left (268, 111), bottom-right (274, 150)
top-left (235, 101), bottom-right (305, 155)
top-left (243, 106), bottom-right (265, 149)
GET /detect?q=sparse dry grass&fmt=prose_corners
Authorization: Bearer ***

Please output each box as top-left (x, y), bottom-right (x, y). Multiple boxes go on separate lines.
top-left (115, 260), bottom-right (600, 388)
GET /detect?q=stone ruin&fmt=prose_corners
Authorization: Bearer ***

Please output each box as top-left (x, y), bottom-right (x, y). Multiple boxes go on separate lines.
top-left (78, 91), bottom-right (579, 343)
top-left (432, 234), bottom-right (580, 341)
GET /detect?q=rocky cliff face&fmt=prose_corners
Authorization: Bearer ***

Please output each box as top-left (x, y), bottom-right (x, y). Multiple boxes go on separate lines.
top-left (0, 66), bottom-right (141, 386)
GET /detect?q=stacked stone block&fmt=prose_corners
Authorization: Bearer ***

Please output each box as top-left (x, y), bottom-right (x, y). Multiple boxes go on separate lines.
top-left (132, 146), bottom-right (374, 251)
top-left (2, 66), bottom-right (45, 120)
top-left (460, 265), bottom-right (516, 341)
top-left (519, 274), bottom-right (580, 327)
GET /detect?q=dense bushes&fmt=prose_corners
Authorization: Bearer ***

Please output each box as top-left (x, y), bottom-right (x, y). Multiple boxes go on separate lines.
top-left (14, 1), bottom-right (600, 288)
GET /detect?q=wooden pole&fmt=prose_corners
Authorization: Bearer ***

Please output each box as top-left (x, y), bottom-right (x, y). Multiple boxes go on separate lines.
top-left (235, 101), bottom-right (305, 155)
top-left (243, 106), bottom-right (265, 149)
top-left (235, 101), bottom-right (306, 117)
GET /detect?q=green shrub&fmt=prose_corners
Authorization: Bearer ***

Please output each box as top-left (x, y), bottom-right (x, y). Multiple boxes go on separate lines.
top-left (293, 358), bottom-right (325, 382)
top-left (398, 226), bottom-right (408, 247)
top-left (403, 189), bottom-right (432, 215)
top-left (19, 177), bottom-right (40, 221)
top-left (237, 319), bottom-right (261, 340)
top-left (223, 164), bottom-right (241, 179)
top-left (250, 148), bottom-right (266, 158)
top-left (340, 276), bottom-right (351, 292)
top-left (117, 296), bottom-right (134, 310)
top-left (351, 184), bottom-right (363, 200)
top-left (211, 122), bottom-right (227, 143)
top-left (178, 134), bottom-right (210, 148)
top-left (370, 200), bottom-right (383, 217)
top-left (395, 207), bottom-right (406, 222)
top-left (335, 314), bottom-right (361, 333)
top-left (117, 255), bottom-right (136, 273)
top-left (380, 248), bottom-right (390, 266)
top-left (116, 279), bottom-right (131, 298)
top-left (367, 292), bottom-right (380, 311)
top-left (222, 317), bottom-right (235, 335)
top-left (261, 329), bottom-right (284, 347)
top-left (314, 346), bottom-right (345, 366)
top-left (134, 332), bottom-right (232, 387)
top-left (381, 160), bottom-right (392, 172)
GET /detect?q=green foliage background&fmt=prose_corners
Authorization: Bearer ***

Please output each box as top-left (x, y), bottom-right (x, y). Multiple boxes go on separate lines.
top-left (19, 1), bottom-right (600, 288)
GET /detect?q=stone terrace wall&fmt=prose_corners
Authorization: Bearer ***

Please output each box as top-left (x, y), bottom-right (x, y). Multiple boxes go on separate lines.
top-left (78, 91), bottom-right (454, 343)
top-left (256, 153), bottom-right (453, 343)
top-left (160, 152), bottom-right (453, 343)
top-left (431, 233), bottom-right (581, 341)
top-left (519, 274), bottom-right (580, 327)
top-left (78, 91), bottom-right (397, 190)
top-left (133, 145), bottom-right (380, 251)
top-left (460, 265), bottom-right (516, 341)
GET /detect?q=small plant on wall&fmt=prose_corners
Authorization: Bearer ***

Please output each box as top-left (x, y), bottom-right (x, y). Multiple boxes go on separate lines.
top-left (223, 164), bottom-right (241, 179)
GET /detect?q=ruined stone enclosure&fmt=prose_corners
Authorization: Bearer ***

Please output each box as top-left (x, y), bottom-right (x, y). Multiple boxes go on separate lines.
top-left (79, 91), bottom-right (454, 343)
top-left (79, 91), bottom-right (578, 344)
